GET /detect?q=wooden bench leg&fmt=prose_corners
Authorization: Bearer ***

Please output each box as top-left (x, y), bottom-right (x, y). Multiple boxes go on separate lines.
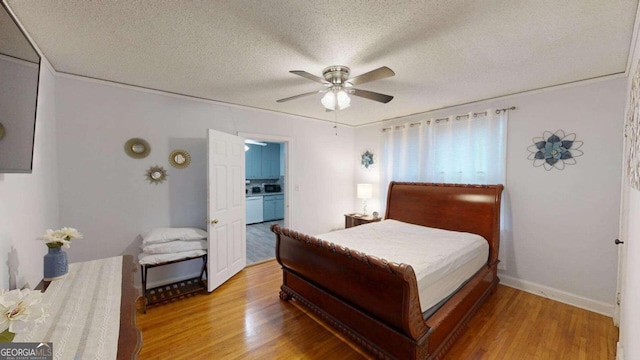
top-left (141, 265), bottom-right (148, 313)
top-left (199, 255), bottom-right (208, 286)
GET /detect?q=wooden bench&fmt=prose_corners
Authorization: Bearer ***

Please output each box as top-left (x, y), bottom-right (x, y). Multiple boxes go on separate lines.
top-left (140, 254), bottom-right (207, 313)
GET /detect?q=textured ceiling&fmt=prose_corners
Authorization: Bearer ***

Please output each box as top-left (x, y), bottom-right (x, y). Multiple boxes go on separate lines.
top-left (0, 2), bottom-right (38, 63)
top-left (5, 0), bottom-right (639, 126)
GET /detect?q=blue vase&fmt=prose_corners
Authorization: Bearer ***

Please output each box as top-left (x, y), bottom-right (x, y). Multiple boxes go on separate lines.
top-left (43, 247), bottom-right (68, 280)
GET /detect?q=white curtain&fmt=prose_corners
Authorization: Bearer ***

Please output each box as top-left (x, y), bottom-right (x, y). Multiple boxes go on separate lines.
top-left (381, 109), bottom-right (507, 206)
top-left (380, 109), bottom-right (509, 268)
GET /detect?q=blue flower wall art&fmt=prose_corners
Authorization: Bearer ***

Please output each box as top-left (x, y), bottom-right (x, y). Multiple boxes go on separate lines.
top-left (527, 130), bottom-right (583, 171)
top-left (361, 150), bottom-right (374, 169)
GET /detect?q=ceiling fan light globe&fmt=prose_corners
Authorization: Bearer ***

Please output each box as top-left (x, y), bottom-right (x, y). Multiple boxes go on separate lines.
top-left (321, 91), bottom-right (336, 110)
top-left (337, 90), bottom-right (351, 109)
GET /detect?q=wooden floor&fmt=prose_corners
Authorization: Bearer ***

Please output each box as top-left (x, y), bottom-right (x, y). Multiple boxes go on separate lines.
top-left (136, 260), bottom-right (618, 359)
top-left (246, 220), bottom-right (283, 265)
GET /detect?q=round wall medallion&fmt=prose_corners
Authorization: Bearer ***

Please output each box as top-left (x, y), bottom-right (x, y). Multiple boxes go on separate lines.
top-left (526, 130), bottom-right (583, 171)
top-left (0, 123), bottom-right (5, 140)
top-left (145, 165), bottom-right (168, 184)
top-left (124, 138), bottom-right (151, 159)
top-left (169, 149), bottom-right (191, 169)
top-left (361, 150), bottom-right (374, 169)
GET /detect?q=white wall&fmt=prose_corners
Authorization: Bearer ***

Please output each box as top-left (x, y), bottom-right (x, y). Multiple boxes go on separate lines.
top-left (0, 63), bottom-right (59, 290)
top-left (355, 77), bottom-right (625, 315)
top-left (0, 56), bottom-right (39, 171)
top-left (54, 75), bottom-right (354, 284)
top-left (354, 126), bottom-right (385, 215)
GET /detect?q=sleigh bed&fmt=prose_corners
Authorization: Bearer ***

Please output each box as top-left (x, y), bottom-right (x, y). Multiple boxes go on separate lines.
top-left (271, 182), bottom-right (504, 359)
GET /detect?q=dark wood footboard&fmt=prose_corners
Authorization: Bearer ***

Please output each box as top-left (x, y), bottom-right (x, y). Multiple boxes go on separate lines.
top-left (273, 225), bottom-right (498, 359)
top-left (273, 225), bottom-right (430, 359)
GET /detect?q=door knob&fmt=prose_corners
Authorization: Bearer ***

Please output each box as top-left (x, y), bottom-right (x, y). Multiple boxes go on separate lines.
top-left (615, 239), bottom-right (624, 245)
top-left (210, 219), bottom-right (219, 225)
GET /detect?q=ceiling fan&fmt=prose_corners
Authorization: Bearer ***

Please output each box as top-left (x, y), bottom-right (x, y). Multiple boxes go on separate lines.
top-left (276, 65), bottom-right (395, 110)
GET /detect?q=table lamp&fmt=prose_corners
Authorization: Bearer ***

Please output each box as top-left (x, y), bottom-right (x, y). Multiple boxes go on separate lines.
top-left (357, 183), bottom-right (373, 215)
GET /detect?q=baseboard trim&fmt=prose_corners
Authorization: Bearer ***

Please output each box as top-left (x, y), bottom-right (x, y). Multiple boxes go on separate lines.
top-left (499, 274), bottom-right (614, 317)
top-left (616, 342), bottom-right (624, 360)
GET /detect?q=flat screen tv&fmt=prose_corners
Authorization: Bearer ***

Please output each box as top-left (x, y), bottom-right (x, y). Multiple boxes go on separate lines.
top-left (0, 2), bottom-right (40, 173)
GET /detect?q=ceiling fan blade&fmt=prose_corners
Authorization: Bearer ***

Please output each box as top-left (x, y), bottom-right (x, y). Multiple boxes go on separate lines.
top-left (347, 66), bottom-right (395, 86)
top-left (351, 88), bottom-right (394, 103)
top-left (276, 89), bottom-right (327, 103)
top-left (290, 70), bottom-right (329, 84)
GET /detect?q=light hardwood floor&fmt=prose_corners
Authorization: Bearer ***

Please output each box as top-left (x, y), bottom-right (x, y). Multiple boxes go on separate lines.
top-left (136, 260), bottom-right (618, 359)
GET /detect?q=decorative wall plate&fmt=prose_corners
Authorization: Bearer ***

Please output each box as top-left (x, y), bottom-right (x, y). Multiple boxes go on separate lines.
top-left (527, 130), bottom-right (583, 171)
top-left (0, 123), bottom-right (4, 140)
top-left (361, 150), bottom-right (374, 169)
top-left (124, 138), bottom-right (150, 159)
top-left (169, 149), bottom-right (191, 169)
top-left (145, 165), bottom-right (168, 184)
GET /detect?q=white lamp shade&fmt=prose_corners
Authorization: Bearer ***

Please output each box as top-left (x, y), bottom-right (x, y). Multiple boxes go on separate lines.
top-left (321, 89), bottom-right (351, 110)
top-left (336, 90), bottom-right (351, 109)
top-left (321, 92), bottom-right (336, 110)
top-left (357, 183), bottom-right (373, 199)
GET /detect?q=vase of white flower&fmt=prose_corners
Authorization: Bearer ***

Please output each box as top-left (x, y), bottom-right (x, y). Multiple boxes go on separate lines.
top-left (39, 227), bottom-right (82, 281)
top-left (43, 247), bottom-right (68, 280)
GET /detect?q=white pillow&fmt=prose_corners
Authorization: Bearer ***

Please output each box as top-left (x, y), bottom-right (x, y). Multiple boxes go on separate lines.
top-left (141, 227), bottom-right (207, 244)
top-left (142, 240), bottom-right (207, 254)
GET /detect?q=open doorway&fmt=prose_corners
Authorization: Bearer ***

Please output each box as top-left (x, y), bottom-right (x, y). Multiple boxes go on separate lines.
top-left (239, 133), bottom-right (290, 265)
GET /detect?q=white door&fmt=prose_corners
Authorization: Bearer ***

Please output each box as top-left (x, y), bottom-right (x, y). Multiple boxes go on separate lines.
top-left (614, 188), bottom-right (626, 326)
top-left (207, 129), bottom-right (246, 292)
top-left (614, 175), bottom-right (629, 326)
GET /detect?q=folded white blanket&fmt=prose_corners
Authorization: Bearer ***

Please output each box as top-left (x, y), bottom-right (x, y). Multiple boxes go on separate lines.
top-left (141, 227), bottom-right (207, 244)
top-left (138, 250), bottom-right (207, 265)
top-left (141, 240), bottom-right (207, 254)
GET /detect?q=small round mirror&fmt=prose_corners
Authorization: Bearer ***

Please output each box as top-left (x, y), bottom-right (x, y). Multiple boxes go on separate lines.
top-left (125, 138), bottom-right (150, 159)
top-left (169, 150), bottom-right (191, 169)
top-left (174, 154), bottom-right (186, 164)
top-left (145, 165), bottom-right (167, 184)
top-left (131, 143), bottom-right (145, 153)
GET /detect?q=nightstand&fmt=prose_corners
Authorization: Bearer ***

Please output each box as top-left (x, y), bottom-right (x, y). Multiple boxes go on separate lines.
top-left (345, 213), bottom-right (381, 228)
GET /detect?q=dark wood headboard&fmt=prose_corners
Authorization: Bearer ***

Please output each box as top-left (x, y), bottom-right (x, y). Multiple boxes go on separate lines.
top-left (385, 182), bottom-right (504, 267)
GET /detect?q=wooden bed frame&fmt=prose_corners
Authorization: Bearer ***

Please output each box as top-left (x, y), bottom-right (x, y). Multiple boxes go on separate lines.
top-left (271, 182), bottom-right (504, 359)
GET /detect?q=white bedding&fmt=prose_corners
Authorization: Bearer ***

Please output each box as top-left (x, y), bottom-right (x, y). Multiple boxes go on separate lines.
top-left (141, 239), bottom-right (207, 254)
top-left (316, 219), bottom-right (488, 312)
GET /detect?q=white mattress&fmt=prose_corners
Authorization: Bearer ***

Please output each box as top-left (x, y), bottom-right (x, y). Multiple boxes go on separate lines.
top-left (316, 219), bottom-right (488, 312)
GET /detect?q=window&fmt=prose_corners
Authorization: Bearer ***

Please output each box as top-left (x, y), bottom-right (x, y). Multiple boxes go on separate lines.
top-left (381, 110), bottom-right (507, 200)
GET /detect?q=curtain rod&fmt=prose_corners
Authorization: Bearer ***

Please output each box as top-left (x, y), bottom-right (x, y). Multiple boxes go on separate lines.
top-left (495, 106), bottom-right (516, 114)
top-left (381, 106), bottom-right (516, 131)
